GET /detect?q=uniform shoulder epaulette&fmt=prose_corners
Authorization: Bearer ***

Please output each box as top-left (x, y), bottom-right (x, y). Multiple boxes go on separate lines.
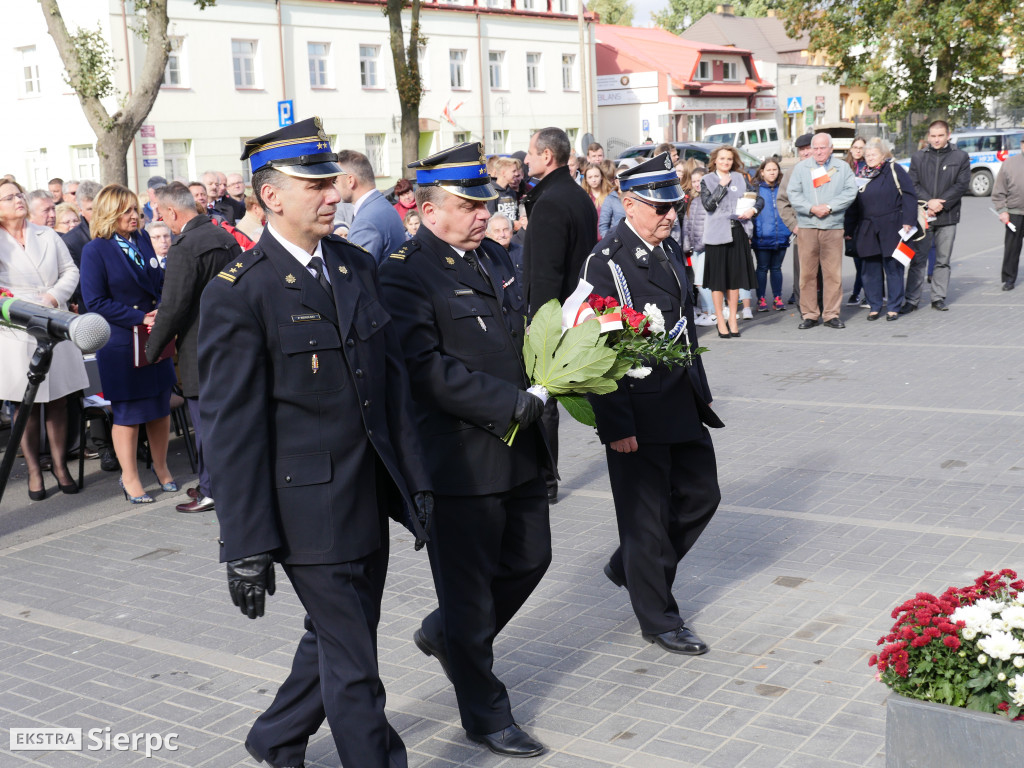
top-left (388, 240), bottom-right (421, 262)
top-left (215, 249), bottom-right (263, 285)
top-left (330, 235), bottom-right (371, 257)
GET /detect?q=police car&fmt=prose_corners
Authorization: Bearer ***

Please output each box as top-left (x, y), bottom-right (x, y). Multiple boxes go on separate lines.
top-left (951, 129), bottom-right (1023, 196)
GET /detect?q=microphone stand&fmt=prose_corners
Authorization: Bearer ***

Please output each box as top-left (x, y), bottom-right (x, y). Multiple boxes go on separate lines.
top-left (0, 319), bottom-right (57, 505)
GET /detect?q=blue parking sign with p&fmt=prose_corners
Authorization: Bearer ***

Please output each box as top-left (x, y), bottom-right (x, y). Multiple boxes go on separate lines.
top-left (278, 100), bottom-right (294, 127)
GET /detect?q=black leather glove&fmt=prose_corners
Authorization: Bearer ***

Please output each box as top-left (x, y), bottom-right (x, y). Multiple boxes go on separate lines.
top-left (413, 491), bottom-right (433, 551)
top-left (513, 390), bottom-right (545, 428)
top-left (226, 553), bottom-right (276, 620)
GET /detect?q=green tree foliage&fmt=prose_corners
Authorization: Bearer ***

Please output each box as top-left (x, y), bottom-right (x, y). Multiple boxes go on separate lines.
top-left (652, 0), bottom-right (774, 34)
top-left (778, 0), bottom-right (1024, 122)
top-left (590, 0), bottom-right (635, 27)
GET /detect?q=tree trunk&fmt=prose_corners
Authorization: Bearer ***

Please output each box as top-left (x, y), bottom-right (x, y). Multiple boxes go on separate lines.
top-left (96, 128), bottom-right (134, 188)
top-left (387, 0), bottom-right (423, 178)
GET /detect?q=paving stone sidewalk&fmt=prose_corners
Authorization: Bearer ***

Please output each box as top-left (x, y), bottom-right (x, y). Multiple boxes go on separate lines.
top-left (1, 197), bottom-right (1022, 766)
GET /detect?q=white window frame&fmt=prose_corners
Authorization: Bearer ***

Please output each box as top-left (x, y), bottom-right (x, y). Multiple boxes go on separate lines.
top-left (453, 131), bottom-right (470, 144)
top-left (521, 0), bottom-right (534, 8)
top-left (232, 39), bottom-right (259, 89)
top-left (72, 145), bottom-right (99, 180)
top-left (697, 60), bottom-right (711, 80)
top-left (488, 50), bottom-right (506, 90)
top-left (162, 36), bottom-right (187, 88)
top-left (163, 140), bottom-right (191, 182)
top-left (417, 41), bottom-right (430, 91)
top-left (723, 62), bottom-right (738, 81)
top-left (19, 46), bottom-right (41, 97)
top-left (450, 49), bottom-right (467, 89)
top-left (558, 0), bottom-right (570, 12)
top-left (561, 53), bottom-right (576, 91)
top-left (365, 133), bottom-right (387, 176)
top-left (360, 45), bottom-right (380, 89)
top-left (491, 130), bottom-right (508, 154)
top-left (308, 42), bottom-right (332, 88)
top-left (526, 52), bottom-right (542, 91)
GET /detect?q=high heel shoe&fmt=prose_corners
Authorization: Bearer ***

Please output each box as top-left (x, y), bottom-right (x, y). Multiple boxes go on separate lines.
top-left (119, 476), bottom-right (154, 504)
top-left (717, 327), bottom-right (730, 339)
top-left (28, 473), bottom-right (47, 502)
top-left (50, 467), bottom-right (78, 495)
top-left (151, 469), bottom-right (178, 493)
top-left (728, 323), bottom-right (741, 338)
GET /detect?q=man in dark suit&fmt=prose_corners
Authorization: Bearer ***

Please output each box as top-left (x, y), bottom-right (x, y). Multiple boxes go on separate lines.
top-left (203, 170), bottom-right (243, 224)
top-left (378, 142), bottom-right (551, 759)
top-left (336, 149), bottom-right (407, 263)
top-left (146, 181), bottom-right (241, 513)
top-left (198, 117), bottom-right (432, 768)
top-left (581, 153), bottom-right (723, 656)
top-left (60, 179), bottom-right (101, 312)
top-left (522, 127), bottom-right (598, 503)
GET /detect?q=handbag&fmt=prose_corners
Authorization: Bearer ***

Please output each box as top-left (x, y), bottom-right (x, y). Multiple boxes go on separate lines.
top-left (133, 324), bottom-right (174, 368)
top-left (889, 161), bottom-right (928, 241)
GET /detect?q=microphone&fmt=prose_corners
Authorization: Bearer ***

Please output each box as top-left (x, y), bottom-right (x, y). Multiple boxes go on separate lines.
top-left (0, 298), bottom-right (110, 354)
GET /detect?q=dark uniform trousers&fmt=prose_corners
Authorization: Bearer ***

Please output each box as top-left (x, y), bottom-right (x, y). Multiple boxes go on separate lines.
top-left (582, 221), bottom-right (722, 637)
top-left (379, 227), bottom-right (553, 736)
top-left (200, 231), bottom-right (430, 768)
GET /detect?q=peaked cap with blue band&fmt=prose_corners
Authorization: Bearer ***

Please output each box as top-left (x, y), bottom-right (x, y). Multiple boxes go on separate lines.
top-left (241, 116), bottom-right (342, 179)
top-left (617, 152), bottom-right (685, 203)
top-left (408, 142), bottom-right (497, 201)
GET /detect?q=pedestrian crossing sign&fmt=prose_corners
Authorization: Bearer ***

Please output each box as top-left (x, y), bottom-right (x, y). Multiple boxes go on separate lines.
top-left (785, 97), bottom-right (803, 113)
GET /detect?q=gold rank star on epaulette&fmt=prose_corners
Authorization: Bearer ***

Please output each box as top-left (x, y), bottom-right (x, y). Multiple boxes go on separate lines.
top-left (389, 241), bottom-right (419, 261)
top-left (216, 251), bottom-right (259, 284)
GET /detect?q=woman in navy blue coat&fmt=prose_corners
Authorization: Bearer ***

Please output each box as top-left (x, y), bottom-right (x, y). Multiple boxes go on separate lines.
top-left (80, 184), bottom-right (176, 503)
top-left (846, 139), bottom-right (919, 320)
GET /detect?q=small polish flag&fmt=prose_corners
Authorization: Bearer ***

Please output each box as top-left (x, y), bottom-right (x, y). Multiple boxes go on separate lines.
top-left (811, 166), bottom-right (831, 188)
top-left (598, 311), bottom-right (623, 333)
top-left (573, 302), bottom-right (596, 326)
top-left (892, 240), bottom-right (915, 268)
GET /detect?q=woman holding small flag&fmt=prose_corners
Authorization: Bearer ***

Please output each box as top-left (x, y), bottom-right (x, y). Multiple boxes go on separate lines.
top-left (844, 138), bottom-right (919, 321)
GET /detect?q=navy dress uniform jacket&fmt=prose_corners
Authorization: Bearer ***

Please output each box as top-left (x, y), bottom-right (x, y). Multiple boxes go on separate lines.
top-left (80, 229), bottom-right (176, 402)
top-left (581, 222), bottom-right (722, 444)
top-left (378, 224), bottom-right (551, 496)
top-left (145, 215), bottom-right (241, 397)
top-left (198, 230), bottom-right (431, 565)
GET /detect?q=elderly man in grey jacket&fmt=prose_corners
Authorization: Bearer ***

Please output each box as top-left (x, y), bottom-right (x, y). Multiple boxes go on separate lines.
top-left (787, 132), bottom-right (859, 328)
top-left (992, 134), bottom-right (1024, 291)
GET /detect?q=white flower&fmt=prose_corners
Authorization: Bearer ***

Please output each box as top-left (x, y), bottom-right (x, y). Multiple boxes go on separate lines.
top-left (998, 672), bottom-right (1007, 681)
top-left (978, 631), bottom-right (1024, 662)
top-left (979, 654), bottom-right (989, 665)
top-left (963, 628), bottom-right (978, 641)
top-left (1011, 678), bottom-right (1024, 707)
top-left (975, 598), bottom-right (1005, 614)
top-left (1014, 657), bottom-right (1024, 669)
top-left (951, 604), bottom-right (995, 631)
top-left (626, 366), bottom-right (652, 379)
top-left (643, 303), bottom-right (666, 335)
top-left (1000, 606), bottom-right (1024, 630)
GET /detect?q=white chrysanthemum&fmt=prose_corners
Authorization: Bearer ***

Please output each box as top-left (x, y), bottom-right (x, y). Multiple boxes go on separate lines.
top-left (1014, 592), bottom-right (1024, 605)
top-left (625, 366), bottom-right (652, 379)
top-left (999, 606), bottom-right (1024, 630)
top-left (975, 598), bottom-right (1005, 614)
top-left (977, 631), bottom-right (1024, 662)
top-left (951, 604), bottom-right (995, 631)
top-left (987, 618), bottom-right (1009, 633)
top-left (643, 303), bottom-right (666, 335)
top-left (963, 628), bottom-right (978, 641)
top-left (1011, 679), bottom-right (1024, 707)
top-left (1014, 656), bottom-right (1024, 669)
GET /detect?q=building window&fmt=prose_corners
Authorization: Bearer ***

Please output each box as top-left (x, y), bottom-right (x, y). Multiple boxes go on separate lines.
top-left (164, 140), bottom-right (190, 181)
top-left (566, 128), bottom-right (578, 147)
top-left (723, 62), bottom-right (738, 80)
top-left (816, 74), bottom-right (824, 86)
top-left (365, 133), bottom-right (386, 176)
top-left (232, 40), bottom-right (258, 88)
top-left (454, 131), bottom-right (470, 144)
top-left (360, 45), bottom-right (380, 88)
top-left (450, 49), bottom-right (467, 89)
top-left (789, 73), bottom-right (798, 86)
top-left (417, 42), bottom-right (429, 90)
top-left (526, 52), bottom-right (542, 90)
top-left (558, 0), bottom-right (569, 12)
top-left (162, 37), bottom-right (186, 87)
top-left (72, 146), bottom-right (98, 180)
top-left (522, 0), bottom-right (534, 7)
top-left (19, 46), bottom-right (40, 96)
top-left (488, 51), bottom-right (505, 89)
top-left (561, 54), bottom-right (576, 90)
top-left (697, 60), bottom-right (711, 80)
top-left (492, 130), bottom-right (508, 153)
top-left (308, 42), bottom-right (331, 88)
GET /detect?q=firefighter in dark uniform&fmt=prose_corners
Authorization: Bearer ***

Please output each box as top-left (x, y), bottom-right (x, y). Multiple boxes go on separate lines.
top-left (378, 142), bottom-right (552, 759)
top-left (580, 153), bottom-right (724, 656)
top-left (198, 117), bottom-right (432, 768)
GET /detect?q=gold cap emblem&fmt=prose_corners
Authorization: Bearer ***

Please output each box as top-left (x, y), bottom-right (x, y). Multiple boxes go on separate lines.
top-left (445, 256), bottom-right (455, 265)
top-left (338, 265), bottom-right (348, 275)
top-left (285, 273), bottom-right (297, 284)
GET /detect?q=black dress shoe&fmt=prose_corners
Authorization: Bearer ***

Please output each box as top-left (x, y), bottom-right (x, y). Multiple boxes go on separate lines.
top-left (797, 318), bottom-right (819, 329)
top-left (245, 740), bottom-right (303, 768)
top-left (643, 625), bottom-right (709, 655)
top-left (899, 303), bottom-right (917, 315)
top-left (176, 496), bottom-right (215, 513)
top-left (413, 628), bottom-right (453, 680)
top-left (1003, 281), bottom-right (1015, 291)
top-left (823, 318), bottom-right (845, 329)
top-left (467, 724), bottom-right (545, 758)
top-left (603, 562), bottom-right (626, 588)
top-left (931, 299), bottom-right (949, 311)
top-left (100, 450), bottom-right (120, 472)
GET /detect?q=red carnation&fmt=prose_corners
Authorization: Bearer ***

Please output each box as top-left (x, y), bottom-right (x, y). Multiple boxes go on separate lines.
top-left (911, 635), bottom-right (931, 648)
top-left (942, 635), bottom-right (961, 650)
top-left (604, 297), bottom-right (619, 309)
top-left (999, 702), bottom-right (1010, 712)
top-left (588, 294), bottom-right (605, 312)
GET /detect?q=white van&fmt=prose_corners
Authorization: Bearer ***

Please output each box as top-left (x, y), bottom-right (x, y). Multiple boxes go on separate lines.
top-left (702, 120), bottom-right (782, 161)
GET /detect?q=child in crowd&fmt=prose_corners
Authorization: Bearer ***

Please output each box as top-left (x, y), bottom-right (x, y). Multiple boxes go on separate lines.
top-left (403, 210), bottom-right (421, 239)
top-left (751, 158), bottom-right (791, 312)
top-left (683, 167), bottom-right (716, 326)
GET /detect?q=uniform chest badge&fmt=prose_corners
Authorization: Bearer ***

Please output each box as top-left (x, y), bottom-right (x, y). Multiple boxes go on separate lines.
top-left (634, 247), bottom-right (647, 259)
top-left (445, 256), bottom-right (455, 265)
top-left (602, 248), bottom-right (610, 255)
top-left (338, 265), bottom-right (348, 275)
top-left (311, 354), bottom-right (319, 374)
top-left (285, 274), bottom-right (297, 284)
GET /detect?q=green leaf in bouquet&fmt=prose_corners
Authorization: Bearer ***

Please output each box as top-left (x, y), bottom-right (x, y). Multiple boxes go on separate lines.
top-left (556, 394), bottom-right (597, 427)
top-left (549, 377), bottom-right (620, 395)
top-left (526, 300), bottom-right (564, 382)
top-left (547, 319), bottom-right (618, 384)
top-left (606, 355), bottom-right (633, 380)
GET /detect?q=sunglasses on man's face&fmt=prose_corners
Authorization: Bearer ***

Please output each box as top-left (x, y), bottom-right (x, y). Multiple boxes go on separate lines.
top-left (630, 195), bottom-right (673, 216)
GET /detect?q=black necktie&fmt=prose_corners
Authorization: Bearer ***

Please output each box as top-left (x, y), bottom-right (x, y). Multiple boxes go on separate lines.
top-left (309, 256), bottom-right (331, 295)
top-left (462, 250), bottom-right (484, 278)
